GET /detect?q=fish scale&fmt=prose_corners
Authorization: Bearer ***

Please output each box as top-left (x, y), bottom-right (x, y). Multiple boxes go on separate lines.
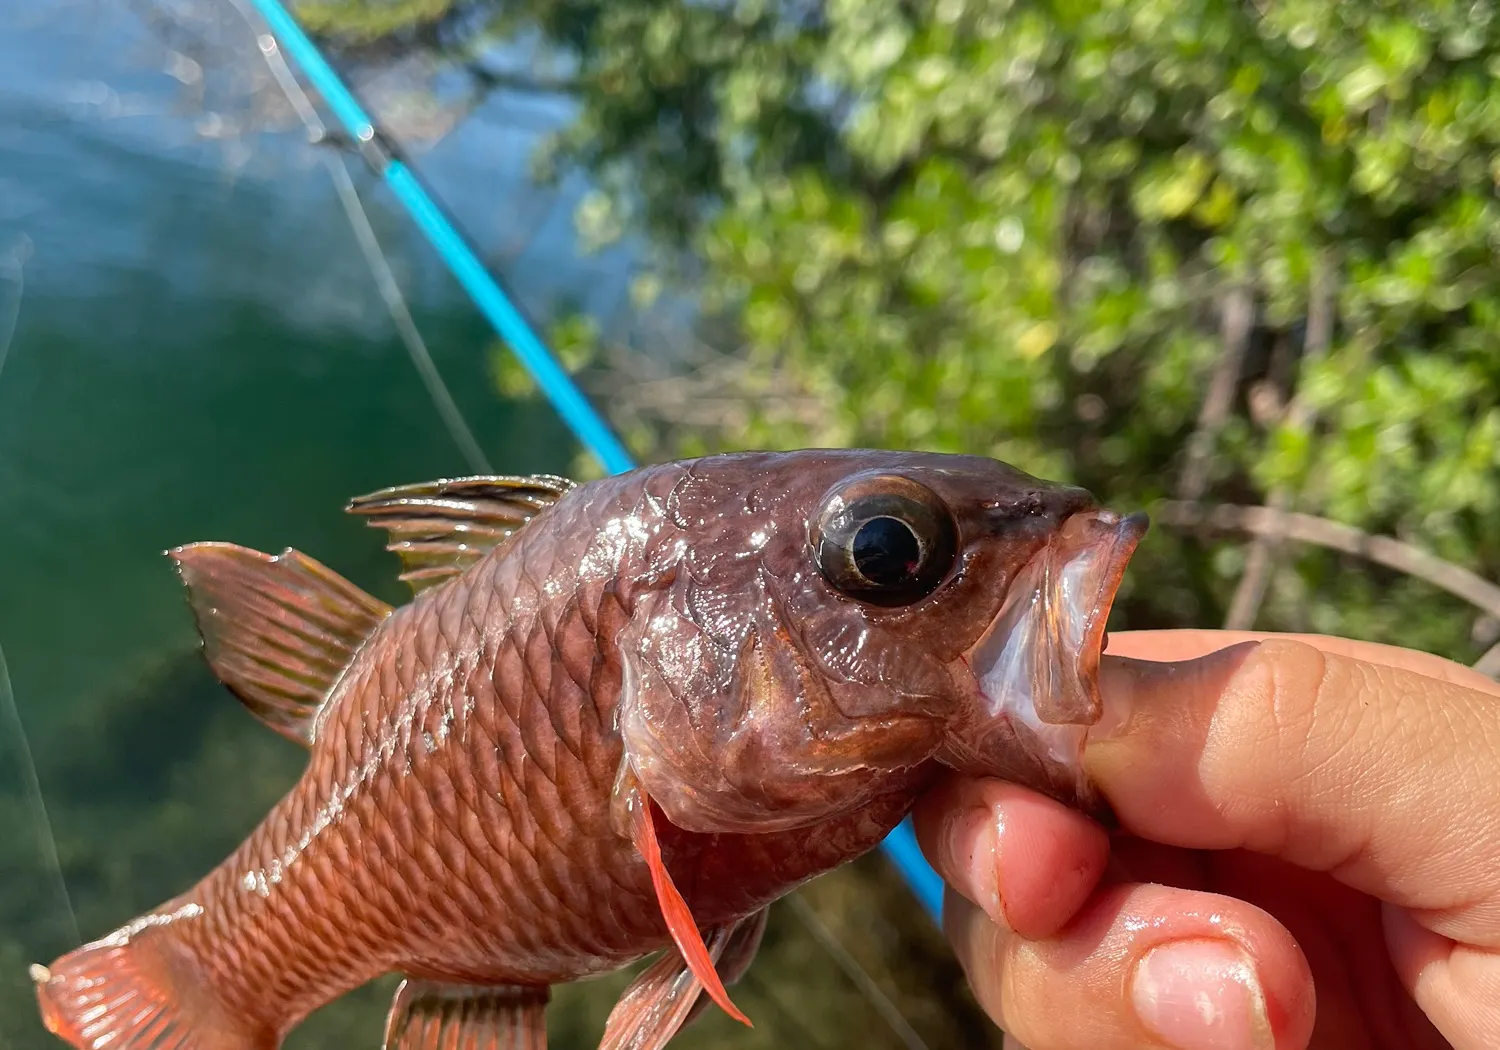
top-left (32, 450), bottom-right (1147, 1050)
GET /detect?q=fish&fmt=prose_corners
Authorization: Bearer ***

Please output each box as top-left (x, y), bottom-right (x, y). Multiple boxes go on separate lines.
top-left (30, 449), bottom-right (1147, 1050)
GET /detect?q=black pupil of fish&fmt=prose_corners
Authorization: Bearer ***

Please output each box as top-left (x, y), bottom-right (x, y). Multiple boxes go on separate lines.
top-left (851, 516), bottom-right (922, 585)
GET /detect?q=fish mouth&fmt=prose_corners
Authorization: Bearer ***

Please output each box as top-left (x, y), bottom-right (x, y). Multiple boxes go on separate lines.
top-left (949, 508), bottom-right (1149, 811)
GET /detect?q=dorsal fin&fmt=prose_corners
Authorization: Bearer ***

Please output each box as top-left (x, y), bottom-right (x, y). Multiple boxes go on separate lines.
top-left (169, 542), bottom-right (393, 747)
top-left (345, 475), bottom-right (575, 595)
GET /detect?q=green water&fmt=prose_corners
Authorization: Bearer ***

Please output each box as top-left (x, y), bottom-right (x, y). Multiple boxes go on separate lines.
top-left (0, 4), bottom-right (614, 1043)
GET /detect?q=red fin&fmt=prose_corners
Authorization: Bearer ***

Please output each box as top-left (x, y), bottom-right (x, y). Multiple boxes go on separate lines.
top-left (599, 940), bottom-right (717, 1050)
top-left (679, 906), bottom-right (767, 1031)
top-left (34, 907), bottom-right (268, 1050)
top-left (170, 542), bottom-right (392, 747)
top-left (383, 980), bottom-right (548, 1050)
top-left (628, 794), bottom-right (752, 1028)
top-left (600, 908), bottom-right (767, 1050)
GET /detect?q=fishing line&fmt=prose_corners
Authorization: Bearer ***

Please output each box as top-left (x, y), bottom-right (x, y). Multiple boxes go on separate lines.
top-left (0, 233), bottom-right (30, 382)
top-left (229, 0), bottom-right (493, 475)
top-left (0, 236), bottom-right (80, 950)
top-left (0, 640), bottom-right (81, 950)
top-left (325, 152), bottom-right (493, 474)
top-left (245, 0), bottom-right (636, 474)
top-left (498, 182), bottom-right (568, 271)
top-left (737, 966), bottom-right (834, 1050)
top-left (785, 893), bottom-right (931, 1050)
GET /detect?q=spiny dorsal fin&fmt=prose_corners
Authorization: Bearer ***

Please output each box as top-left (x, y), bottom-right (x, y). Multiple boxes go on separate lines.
top-left (169, 542), bottom-right (393, 747)
top-left (345, 474), bottom-right (575, 595)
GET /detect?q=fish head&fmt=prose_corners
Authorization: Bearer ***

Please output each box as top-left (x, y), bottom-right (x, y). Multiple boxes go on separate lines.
top-left (614, 450), bottom-right (1146, 837)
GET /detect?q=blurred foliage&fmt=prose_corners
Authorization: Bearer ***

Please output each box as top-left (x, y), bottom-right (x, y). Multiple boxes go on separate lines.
top-left (426, 0), bottom-right (1500, 660)
top-left (295, 0), bottom-right (461, 42)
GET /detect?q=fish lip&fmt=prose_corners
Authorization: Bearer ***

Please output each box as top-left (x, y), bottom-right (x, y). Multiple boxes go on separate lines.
top-left (951, 507), bottom-right (1148, 808)
top-left (1067, 508), bottom-right (1150, 725)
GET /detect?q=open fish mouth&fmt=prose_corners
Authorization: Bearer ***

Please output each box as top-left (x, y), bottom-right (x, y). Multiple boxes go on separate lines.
top-left (951, 508), bottom-right (1149, 809)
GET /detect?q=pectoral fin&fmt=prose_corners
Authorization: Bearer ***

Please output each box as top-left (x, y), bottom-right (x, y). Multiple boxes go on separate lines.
top-left (677, 906), bottom-right (768, 1031)
top-left (383, 980), bottom-right (548, 1050)
top-left (599, 908), bottom-right (767, 1050)
top-left (620, 779), bottom-right (752, 1029)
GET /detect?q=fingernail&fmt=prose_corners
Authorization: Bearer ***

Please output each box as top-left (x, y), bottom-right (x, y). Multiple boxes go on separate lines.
top-left (941, 806), bottom-right (1004, 926)
top-left (1130, 940), bottom-right (1272, 1050)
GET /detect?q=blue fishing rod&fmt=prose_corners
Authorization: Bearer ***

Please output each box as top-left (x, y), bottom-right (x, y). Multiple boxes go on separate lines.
top-left (244, 0), bottom-right (946, 922)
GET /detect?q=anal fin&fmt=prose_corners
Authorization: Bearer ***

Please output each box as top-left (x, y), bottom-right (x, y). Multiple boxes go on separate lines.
top-left (383, 980), bottom-right (548, 1050)
top-left (169, 542), bottom-right (393, 747)
top-left (624, 785), bottom-right (752, 1029)
top-left (600, 908), bottom-right (767, 1050)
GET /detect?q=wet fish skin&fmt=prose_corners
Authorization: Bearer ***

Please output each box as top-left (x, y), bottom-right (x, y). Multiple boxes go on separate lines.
top-left (612, 451), bottom-right (1100, 837)
top-left (32, 449), bottom-right (1143, 1050)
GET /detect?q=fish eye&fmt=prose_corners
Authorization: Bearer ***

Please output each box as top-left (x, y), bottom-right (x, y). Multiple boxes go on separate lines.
top-left (809, 474), bottom-right (959, 607)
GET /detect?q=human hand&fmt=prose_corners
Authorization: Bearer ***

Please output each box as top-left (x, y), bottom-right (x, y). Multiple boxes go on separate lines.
top-left (913, 631), bottom-right (1500, 1049)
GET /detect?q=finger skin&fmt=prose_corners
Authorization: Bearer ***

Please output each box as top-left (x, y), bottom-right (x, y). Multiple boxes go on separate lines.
top-left (922, 632), bottom-right (1499, 1047)
top-left (912, 776), bottom-right (1109, 939)
top-left (1092, 634), bottom-right (1500, 1048)
top-left (1384, 903), bottom-right (1500, 1049)
top-left (1088, 638), bottom-right (1500, 946)
top-left (1114, 841), bottom-right (1451, 1049)
top-left (1104, 630), bottom-right (1500, 697)
top-left (943, 881), bottom-right (1316, 1050)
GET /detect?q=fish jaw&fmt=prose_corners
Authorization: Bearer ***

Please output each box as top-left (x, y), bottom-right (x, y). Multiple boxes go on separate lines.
top-left (942, 508), bottom-right (1149, 813)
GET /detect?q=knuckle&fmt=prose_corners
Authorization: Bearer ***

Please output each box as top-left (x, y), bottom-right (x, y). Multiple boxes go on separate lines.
top-left (1239, 638), bottom-right (1330, 741)
top-left (1210, 638), bottom-right (1327, 764)
top-left (1218, 640), bottom-right (1414, 872)
top-left (1203, 639), bottom-right (1336, 853)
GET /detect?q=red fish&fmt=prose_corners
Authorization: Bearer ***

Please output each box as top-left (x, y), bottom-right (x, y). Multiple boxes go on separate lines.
top-left (31, 450), bottom-right (1146, 1050)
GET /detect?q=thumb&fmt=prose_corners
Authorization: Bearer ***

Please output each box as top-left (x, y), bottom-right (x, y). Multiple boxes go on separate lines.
top-left (1086, 637), bottom-right (1500, 948)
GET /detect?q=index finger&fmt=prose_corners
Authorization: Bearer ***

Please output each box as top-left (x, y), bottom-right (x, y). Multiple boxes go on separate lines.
top-left (1088, 637), bottom-right (1500, 947)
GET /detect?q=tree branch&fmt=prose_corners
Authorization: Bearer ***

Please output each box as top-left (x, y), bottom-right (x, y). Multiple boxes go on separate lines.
top-left (465, 64), bottom-right (583, 98)
top-left (1476, 641), bottom-right (1500, 678)
top-left (1157, 500), bottom-right (1500, 677)
top-left (1178, 285), bottom-right (1254, 501)
top-left (1223, 253), bottom-right (1336, 630)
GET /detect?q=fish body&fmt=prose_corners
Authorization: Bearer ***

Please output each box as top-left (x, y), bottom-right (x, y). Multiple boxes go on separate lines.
top-left (32, 450), bottom-right (1146, 1050)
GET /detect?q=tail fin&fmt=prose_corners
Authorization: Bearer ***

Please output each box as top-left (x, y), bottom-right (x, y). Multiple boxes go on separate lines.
top-left (32, 908), bottom-right (272, 1050)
